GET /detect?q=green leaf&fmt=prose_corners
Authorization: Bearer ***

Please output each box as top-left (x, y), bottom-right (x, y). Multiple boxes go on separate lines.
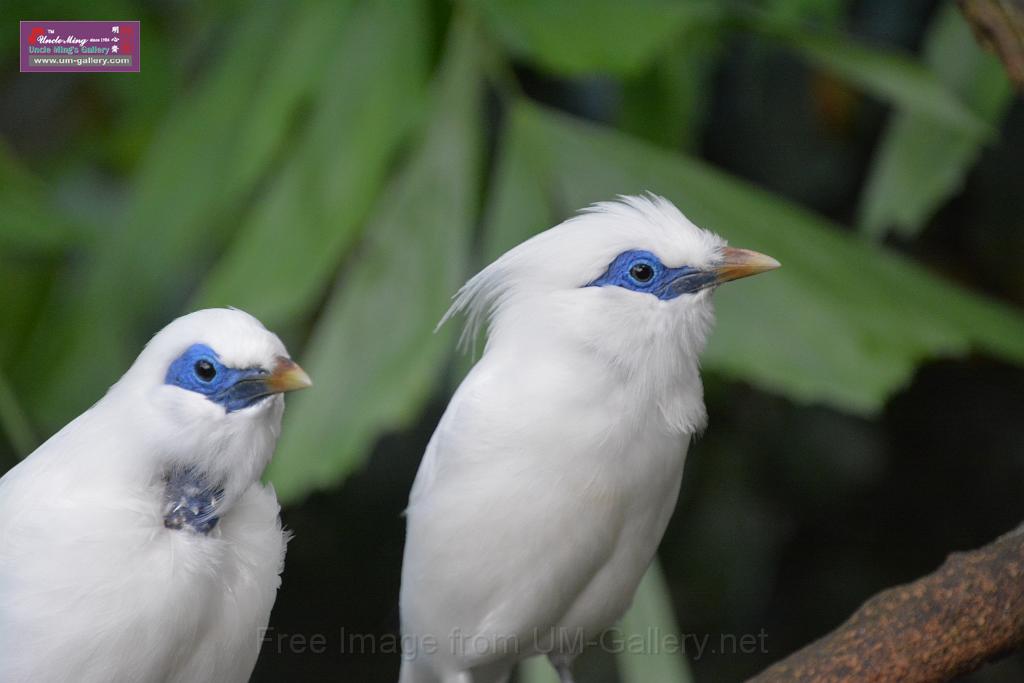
top-left (482, 116), bottom-right (556, 264)
top-left (0, 143), bottom-right (77, 252)
top-left (96, 25), bottom-right (179, 172)
top-left (125, 0), bottom-right (349, 260)
top-left (487, 102), bottom-right (1024, 414)
top-left (265, 15), bottom-right (482, 503)
top-left (21, 0), bottom-right (353, 428)
top-left (618, 562), bottom-right (694, 683)
top-left (619, 27), bottom-right (723, 151)
top-left (0, 370), bottom-right (36, 458)
top-left (193, 0), bottom-right (430, 328)
top-left (857, 2), bottom-right (1014, 239)
top-left (469, 0), bottom-right (720, 76)
top-left (759, 18), bottom-right (988, 135)
top-left (760, 0), bottom-right (849, 28)
top-left (517, 655), bottom-right (560, 683)
top-left (0, 147), bottom-right (83, 406)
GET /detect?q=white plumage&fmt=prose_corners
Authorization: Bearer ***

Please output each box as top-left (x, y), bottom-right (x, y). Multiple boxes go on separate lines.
top-left (399, 195), bottom-right (778, 683)
top-left (0, 308), bottom-right (311, 683)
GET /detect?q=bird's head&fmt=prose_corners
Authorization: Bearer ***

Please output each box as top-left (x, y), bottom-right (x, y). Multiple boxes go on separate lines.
top-left (444, 195), bottom-right (778, 430)
top-left (110, 308), bottom-right (311, 494)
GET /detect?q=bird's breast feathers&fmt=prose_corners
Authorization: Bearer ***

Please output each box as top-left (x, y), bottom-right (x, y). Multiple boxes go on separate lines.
top-left (0, 461), bottom-right (286, 683)
top-left (402, 350), bottom-right (690, 662)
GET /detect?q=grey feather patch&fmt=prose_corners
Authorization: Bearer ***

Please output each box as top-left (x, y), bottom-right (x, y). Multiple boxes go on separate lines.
top-left (162, 466), bottom-right (224, 534)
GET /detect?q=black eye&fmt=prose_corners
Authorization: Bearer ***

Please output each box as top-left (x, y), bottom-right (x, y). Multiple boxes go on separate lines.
top-left (194, 359), bottom-right (217, 382)
top-left (629, 262), bottom-right (655, 283)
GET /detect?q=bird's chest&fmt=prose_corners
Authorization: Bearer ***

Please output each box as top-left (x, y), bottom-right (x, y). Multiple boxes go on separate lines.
top-left (146, 492), bottom-right (282, 682)
top-left (549, 428), bottom-right (687, 635)
top-left (580, 425), bottom-right (687, 528)
top-left (470, 355), bottom-right (689, 506)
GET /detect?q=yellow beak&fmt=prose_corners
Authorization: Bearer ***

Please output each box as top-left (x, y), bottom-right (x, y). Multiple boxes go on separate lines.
top-left (714, 247), bottom-right (781, 284)
top-left (265, 356), bottom-right (313, 394)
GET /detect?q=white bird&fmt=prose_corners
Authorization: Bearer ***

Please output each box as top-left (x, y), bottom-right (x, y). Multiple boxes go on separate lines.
top-left (399, 195), bottom-right (779, 683)
top-left (0, 308), bottom-right (312, 683)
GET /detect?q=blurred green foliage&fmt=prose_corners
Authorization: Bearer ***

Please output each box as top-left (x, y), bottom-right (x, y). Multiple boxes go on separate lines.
top-left (858, 2), bottom-right (1015, 238)
top-left (2, 0), bottom-right (1022, 681)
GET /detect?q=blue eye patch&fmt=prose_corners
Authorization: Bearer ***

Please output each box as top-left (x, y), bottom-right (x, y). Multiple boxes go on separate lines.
top-left (164, 343), bottom-right (273, 412)
top-left (586, 250), bottom-right (716, 300)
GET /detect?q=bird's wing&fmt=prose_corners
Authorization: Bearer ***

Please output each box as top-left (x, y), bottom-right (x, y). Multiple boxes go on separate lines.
top-left (407, 429), bottom-right (442, 509)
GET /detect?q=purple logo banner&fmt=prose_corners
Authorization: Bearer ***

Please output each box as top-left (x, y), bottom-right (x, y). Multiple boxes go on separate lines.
top-left (20, 21), bottom-right (140, 73)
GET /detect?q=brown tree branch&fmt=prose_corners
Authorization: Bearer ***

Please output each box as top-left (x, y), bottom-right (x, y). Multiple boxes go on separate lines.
top-left (747, 524), bottom-right (1024, 683)
top-left (958, 0), bottom-right (1024, 88)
